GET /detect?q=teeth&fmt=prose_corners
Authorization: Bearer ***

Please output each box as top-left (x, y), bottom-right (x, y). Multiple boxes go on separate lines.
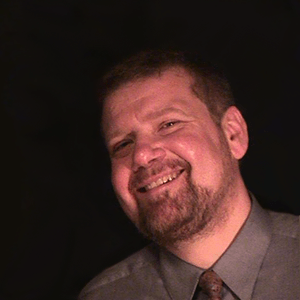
top-left (162, 176), bottom-right (168, 183)
top-left (143, 171), bottom-right (179, 191)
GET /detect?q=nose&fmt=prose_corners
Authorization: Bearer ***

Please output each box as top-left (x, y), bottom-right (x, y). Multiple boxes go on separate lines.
top-left (132, 139), bottom-right (166, 172)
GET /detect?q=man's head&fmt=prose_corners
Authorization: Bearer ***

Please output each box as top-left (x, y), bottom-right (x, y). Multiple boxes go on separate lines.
top-left (100, 50), bottom-right (235, 126)
top-left (100, 50), bottom-right (249, 246)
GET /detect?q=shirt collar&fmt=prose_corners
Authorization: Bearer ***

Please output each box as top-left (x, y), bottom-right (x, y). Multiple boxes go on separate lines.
top-left (214, 196), bottom-right (272, 300)
top-left (158, 196), bottom-right (272, 300)
top-left (159, 247), bottom-right (204, 300)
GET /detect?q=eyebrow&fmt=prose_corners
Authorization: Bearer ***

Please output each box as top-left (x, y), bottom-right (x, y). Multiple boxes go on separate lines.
top-left (143, 106), bottom-right (188, 121)
top-left (107, 106), bottom-right (188, 142)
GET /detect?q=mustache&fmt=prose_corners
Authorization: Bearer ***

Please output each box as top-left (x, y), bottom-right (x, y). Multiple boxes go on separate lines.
top-left (129, 159), bottom-right (190, 190)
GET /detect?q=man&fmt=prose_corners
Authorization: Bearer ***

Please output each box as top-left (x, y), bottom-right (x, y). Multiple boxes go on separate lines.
top-left (79, 50), bottom-right (299, 299)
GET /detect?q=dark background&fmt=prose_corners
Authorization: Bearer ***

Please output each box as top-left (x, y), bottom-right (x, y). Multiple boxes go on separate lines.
top-left (1, 0), bottom-right (300, 299)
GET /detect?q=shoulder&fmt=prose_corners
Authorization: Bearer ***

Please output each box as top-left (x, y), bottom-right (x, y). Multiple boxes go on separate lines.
top-left (261, 210), bottom-right (299, 274)
top-left (78, 243), bottom-right (162, 300)
top-left (267, 210), bottom-right (299, 239)
top-left (253, 210), bottom-right (300, 298)
top-left (89, 243), bottom-right (159, 285)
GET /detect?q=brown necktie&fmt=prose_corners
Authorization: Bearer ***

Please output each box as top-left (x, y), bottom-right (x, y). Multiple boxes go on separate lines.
top-left (198, 269), bottom-right (223, 300)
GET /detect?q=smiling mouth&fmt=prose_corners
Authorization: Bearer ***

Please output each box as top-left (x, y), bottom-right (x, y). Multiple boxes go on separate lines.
top-left (137, 169), bottom-right (184, 193)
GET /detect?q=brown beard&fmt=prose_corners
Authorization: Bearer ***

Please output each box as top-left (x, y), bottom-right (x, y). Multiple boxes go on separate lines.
top-left (130, 132), bottom-right (235, 247)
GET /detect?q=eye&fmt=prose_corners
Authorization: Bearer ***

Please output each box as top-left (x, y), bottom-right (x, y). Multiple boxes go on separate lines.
top-left (112, 140), bottom-right (132, 155)
top-left (160, 120), bottom-right (180, 130)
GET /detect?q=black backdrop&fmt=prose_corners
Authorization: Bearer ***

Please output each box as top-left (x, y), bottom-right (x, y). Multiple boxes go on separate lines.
top-left (1, 1), bottom-right (300, 299)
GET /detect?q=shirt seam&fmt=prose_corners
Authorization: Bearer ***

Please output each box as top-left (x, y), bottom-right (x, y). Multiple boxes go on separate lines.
top-left (93, 259), bottom-right (156, 287)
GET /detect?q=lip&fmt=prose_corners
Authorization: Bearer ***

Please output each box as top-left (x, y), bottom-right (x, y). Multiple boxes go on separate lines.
top-left (136, 169), bottom-right (184, 193)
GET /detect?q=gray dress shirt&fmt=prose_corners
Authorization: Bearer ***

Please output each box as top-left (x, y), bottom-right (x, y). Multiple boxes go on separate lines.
top-left (79, 198), bottom-right (299, 300)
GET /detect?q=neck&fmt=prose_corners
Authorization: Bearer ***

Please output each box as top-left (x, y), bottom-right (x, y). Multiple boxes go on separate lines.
top-left (165, 181), bottom-right (251, 269)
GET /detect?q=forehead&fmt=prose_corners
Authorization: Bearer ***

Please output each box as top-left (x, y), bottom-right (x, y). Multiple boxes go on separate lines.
top-left (104, 68), bottom-right (196, 113)
top-left (102, 68), bottom-right (206, 138)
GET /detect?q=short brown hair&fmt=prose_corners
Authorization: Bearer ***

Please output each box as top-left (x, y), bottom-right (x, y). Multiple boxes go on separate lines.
top-left (99, 49), bottom-right (235, 125)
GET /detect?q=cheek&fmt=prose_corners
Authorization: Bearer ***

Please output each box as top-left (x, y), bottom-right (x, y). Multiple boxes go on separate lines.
top-left (165, 132), bottom-right (224, 185)
top-left (111, 162), bottom-right (129, 197)
top-left (111, 162), bottom-right (139, 221)
top-left (166, 131), bottom-right (216, 161)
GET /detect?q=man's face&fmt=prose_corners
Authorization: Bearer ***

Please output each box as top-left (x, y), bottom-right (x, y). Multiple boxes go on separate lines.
top-left (102, 68), bottom-right (240, 245)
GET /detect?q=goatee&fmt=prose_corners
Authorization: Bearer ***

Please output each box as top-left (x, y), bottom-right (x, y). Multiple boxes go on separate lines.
top-left (127, 128), bottom-right (236, 247)
top-left (132, 156), bottom-right (234, 247)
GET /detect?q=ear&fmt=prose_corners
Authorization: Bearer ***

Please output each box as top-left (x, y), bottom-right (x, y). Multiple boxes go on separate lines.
top-left (221, 106), bottom-right (249, 160)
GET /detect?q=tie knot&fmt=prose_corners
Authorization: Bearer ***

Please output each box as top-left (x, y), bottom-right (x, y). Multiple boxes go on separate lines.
top-left (199, 269), bottom-right (223, 300)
